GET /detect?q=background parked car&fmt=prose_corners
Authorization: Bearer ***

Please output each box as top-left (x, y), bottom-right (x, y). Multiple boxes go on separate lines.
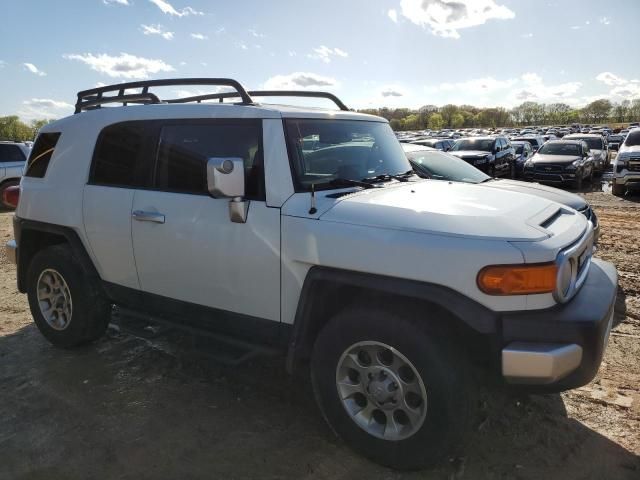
top-left (0, 141), bottom-right (30, 209)
top-left (402, 143), bottom-right (599, 242)
top-left (563, 133), bottom-right (609, 173)
top-left (511, 141), bottom-right (534, 177)
top-left (409, 138), bottom-right (454, 151)
top-left (510, 135), bottom-right (546, 153)
top-left (523, 140), bottom-right (594, 189)
top-left (611, 128), bottom-right (640, 196)
top-left (449, 136), bottom-right (515, 177)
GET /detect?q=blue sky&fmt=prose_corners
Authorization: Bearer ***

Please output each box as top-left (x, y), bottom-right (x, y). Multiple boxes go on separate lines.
top-left (1, 0), bottom-right (639, 120)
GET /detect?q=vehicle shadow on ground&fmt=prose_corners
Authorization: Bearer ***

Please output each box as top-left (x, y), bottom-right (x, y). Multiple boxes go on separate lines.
top-left (0, 322), bottom-right (638, 480)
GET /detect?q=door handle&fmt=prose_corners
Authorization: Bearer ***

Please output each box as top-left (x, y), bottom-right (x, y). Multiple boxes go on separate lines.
top-left (132, 210), bottom-right (165, 224)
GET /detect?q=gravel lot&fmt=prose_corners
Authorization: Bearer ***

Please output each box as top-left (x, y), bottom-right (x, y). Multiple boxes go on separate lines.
top-left (0, 186), bottom-right (639, 480)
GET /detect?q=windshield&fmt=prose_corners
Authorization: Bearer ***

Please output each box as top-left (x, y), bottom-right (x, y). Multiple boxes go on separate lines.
top-left (625, 130), bottom-right (640, 147)
top-left (569, 137), bottom-right (603, 149)
top-left (451, 138), bottom-right (494, 152)
top-left (284, 119), bottom-right (412, 190)
top-left (407, 150), bottom-right (489, 184)
top-left (538, 143), bottom-right (582, 156)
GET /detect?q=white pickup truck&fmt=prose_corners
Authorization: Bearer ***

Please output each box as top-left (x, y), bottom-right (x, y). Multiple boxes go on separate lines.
top-left (5, 79), bottom-right (618, 470)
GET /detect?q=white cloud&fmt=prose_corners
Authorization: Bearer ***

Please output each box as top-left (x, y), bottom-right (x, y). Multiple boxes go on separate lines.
top-left (23, 63), bottom-right (46, 76)
top-left (513, 72), bottom-right (582, 100)
top-left (288, 51), bottom-right (297, 57)
top-left (23, 98), bottom-right (73, 109)
top-left (248, 29), bottom-right (265, 38)
top-left (19, 98), bottom-right (73, 120)
top-left (570, 25), bottom-right (581, 30)
top-left (141, 24), bottom-right (174, 40)
top-left (596, 72), bottom-right (627, 87)
top-left (0, 60), bottom-right (5, 68)
top-left (238, 43), bottom-right (248, 50)
top-left (596, 72), bottom-right (640, 100)
top-left (64, 52), bottom-right (174, 79)
top-left (307, 46), bottom-right (349, 63)
top-left (427, 76), bottom-right (518, 94)
top-left (399, 0), bottom-right (515, 39)
top-left (263, 72), bottom-right (338, 90)
top-left (190, 33), bottom-right (208, 40)
top-left (103, 0), bottom-right (130, 5)
top-left (388, 9), bottom-right (398, 23)
top-left (148, 0), bottom-right (203, 17)
top-left (521, 32), bottom-right (533, 38)
top-left (380, 85), bottom-right (407, 97)
top-left (599, 16), bottom-right (611, 25)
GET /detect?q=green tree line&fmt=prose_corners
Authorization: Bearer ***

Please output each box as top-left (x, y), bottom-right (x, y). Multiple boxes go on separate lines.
top-left (359, 99), bottom-right (640, 131)
top-left (0, 116), bottom-right (53, 142)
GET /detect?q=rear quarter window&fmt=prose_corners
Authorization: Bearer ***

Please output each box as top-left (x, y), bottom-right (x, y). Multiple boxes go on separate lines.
top-left (25, 133), bottom-right (61, 178)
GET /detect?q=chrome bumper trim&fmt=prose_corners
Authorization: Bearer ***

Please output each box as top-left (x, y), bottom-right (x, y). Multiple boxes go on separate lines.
top-left (502, 342), bottom-right (583, 384)
top-left (5, 240), bottom-right (17, 265)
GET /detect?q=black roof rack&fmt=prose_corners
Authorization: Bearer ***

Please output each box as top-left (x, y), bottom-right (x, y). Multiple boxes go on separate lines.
top-left (74, 78), bottom-right (254, 113)
top-left (165, 90), bottom-right (349, 111)
top-left (74, 78), bottom-right (349, 113)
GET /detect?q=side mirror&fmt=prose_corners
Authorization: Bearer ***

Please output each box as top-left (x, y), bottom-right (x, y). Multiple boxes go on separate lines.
top-left (207, 157), bottom-right (245, 198)
top-left (207, 157), bottom-right (248, 224)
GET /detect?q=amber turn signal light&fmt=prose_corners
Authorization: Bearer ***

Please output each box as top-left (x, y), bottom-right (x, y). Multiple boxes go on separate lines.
top-left (477, 263), bottom-right (557, 295)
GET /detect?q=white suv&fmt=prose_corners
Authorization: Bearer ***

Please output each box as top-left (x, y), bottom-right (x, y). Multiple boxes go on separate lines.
top-left (0, 141), bottom-right (30, 208)
top-left (612, 128), bottom-right (640, 196)
top-left (5, 79), bottom-right (618, 470)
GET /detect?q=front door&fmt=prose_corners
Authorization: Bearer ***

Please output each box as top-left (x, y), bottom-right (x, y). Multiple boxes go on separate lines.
top-left (131, 120), bottom-right (281, 323)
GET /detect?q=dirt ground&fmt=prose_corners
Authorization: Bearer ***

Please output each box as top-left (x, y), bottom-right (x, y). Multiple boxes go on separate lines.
top-left (1, 186), bottom-right (639, 480)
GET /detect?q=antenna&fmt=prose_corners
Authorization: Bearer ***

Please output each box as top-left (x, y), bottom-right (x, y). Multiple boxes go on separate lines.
top-left (309, 183), bottom-right (317, 215)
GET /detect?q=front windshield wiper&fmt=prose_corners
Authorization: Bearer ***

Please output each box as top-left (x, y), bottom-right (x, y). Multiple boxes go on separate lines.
top-left (362, 170), bottom-right (416, 183)
top-left (327, 178), bottom-right (377, 189)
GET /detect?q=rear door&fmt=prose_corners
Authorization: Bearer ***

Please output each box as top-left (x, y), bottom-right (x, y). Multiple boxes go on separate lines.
top-left (83, 122), bottom-right (151, 289)
top-left (130, 119), bottom-right (281, 325)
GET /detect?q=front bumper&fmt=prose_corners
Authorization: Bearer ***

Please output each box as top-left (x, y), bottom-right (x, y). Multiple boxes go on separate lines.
top-left (523, 170), bottom-right (577, 184)
top-left (500, 258), bottom-right (617, 391)
top-left (613, 171), bottom-right (640, 187)
top-left (5, 239), bottom-right (17, 265)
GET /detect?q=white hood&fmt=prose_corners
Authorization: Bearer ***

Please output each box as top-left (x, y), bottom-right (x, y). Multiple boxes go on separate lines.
top-left (318, 181), bottom-right (585, 242)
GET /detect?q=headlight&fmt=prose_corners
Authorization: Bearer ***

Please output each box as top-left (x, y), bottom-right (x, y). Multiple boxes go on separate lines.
top-left (524, 160), bottom-right (534, 168)
top-left (556, 257), bottom-right (575, 298)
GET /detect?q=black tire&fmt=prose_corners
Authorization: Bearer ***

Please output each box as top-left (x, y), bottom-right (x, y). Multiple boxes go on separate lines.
top-left (0, 180), bottom-right (19, 209)
top-left (510, 162), bottom-right (516, 179)
top-left (27, 244), bottom-right (111, 348)
top-left (612, 182), bottom-right (625, 197)
top-left (588, 168), bottom-right (594, 184)
top-left (311, 307), bottom-right (476, 470)
top-left (489, 165), bottom-right (496, 177)
top-left (575, 173), bottom-right (583, 191)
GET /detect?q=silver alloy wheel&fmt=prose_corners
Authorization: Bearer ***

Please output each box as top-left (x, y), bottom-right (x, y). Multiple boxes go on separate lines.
top-left (36, 269), bottom-right (73, 331)
top-left (335, 341), bottom-right (428, 441)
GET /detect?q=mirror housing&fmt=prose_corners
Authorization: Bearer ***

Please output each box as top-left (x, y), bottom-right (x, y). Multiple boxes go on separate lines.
top-left (207, 157), bottom-right (245, 199)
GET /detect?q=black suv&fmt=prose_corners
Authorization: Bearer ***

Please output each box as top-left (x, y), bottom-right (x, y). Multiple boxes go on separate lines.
top-left (449, 136), bottom-right (515, 177)
top-left (523, 140), bottom-right (595, 189)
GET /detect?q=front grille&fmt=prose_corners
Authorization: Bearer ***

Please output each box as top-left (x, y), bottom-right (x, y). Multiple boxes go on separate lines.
top-left (578, 206), bottom-right (592, 221)
top-left (535, 164), bottom-right (564, 172)
top-left (554, 223), bottom-right (594, 303)
top-left (533, 173), bottom-right (563, 182)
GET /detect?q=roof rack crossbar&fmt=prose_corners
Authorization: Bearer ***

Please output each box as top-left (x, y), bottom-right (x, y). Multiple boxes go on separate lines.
top-left (164, 90), bottom-right (350, 111)
top-left (74, 78), bottom-right (254, 113)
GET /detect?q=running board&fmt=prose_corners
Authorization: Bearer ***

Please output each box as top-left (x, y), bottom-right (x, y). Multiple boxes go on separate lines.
top-left (111, 307), bottom-right (280, 366)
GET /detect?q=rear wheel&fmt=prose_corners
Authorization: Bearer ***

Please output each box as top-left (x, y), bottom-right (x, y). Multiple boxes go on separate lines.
top-left (311, 307), bottom-right (476, 470)
top-left (27, 245), bottom-right (111, 347)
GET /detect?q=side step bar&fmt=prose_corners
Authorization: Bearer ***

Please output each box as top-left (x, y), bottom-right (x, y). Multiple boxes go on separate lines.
top-left (111, 307), bottom-right (281, 367)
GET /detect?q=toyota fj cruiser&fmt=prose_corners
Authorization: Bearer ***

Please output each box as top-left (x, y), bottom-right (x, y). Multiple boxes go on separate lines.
top-left (5, 79), bottom-right (618, 470)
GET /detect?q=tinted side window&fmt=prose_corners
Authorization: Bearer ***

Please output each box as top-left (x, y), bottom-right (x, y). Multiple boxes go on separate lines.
top-left (91, 123), bottom-right (147, 187)
top-left (155, 122), bottom-right (264, 199)
top-left (25, 133), bottom-right (60, 178)
top-left (0, 145), bottom-right (26, 163)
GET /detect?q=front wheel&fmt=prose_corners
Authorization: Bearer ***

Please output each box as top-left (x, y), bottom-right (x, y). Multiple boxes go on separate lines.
top-left (612, 182), bottom-right (625, 196)
top-left (311, 307), bottom-right (476, 470)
